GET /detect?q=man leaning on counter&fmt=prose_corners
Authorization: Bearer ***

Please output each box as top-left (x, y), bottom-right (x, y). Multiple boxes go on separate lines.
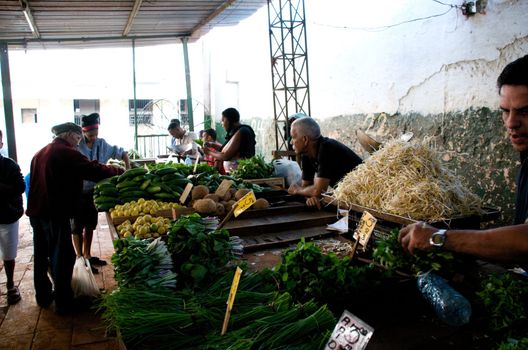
top-left (287, 117), bottom-right (363, 209)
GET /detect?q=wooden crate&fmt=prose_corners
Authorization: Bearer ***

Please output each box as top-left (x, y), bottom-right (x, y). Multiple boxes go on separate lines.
top-left (244, 177), bottom-right (285, 188)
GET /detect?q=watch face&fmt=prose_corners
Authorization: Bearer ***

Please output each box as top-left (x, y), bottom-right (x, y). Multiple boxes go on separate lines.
top-left (432, 234), bottom-right (444, 245)
top-left (430, 230), bottom-right (446, 247)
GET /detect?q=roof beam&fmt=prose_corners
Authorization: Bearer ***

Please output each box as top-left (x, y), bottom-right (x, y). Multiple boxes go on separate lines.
top-left (20, 0), bottom-right (40, 38)
top-left (123, 0), bottom-right (143, 36)
top-left (190, 0), bottom-right (237, 35)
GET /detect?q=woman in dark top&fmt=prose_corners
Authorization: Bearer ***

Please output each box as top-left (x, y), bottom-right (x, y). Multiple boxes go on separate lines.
top-left (204, 107), bottom-right (256, 174)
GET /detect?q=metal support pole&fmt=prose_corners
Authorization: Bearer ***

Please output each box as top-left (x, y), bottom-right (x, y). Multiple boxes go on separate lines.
top-left (0, 42), bottom-right (17, 161)
top-left (132, 39), bottom-right (138, 151)
top-left (268, 0), bottom-right (311, 153)
top-left (182, 37), bottom-right (194, 131)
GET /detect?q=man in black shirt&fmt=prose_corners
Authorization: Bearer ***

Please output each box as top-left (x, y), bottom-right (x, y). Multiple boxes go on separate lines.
top-left (399, 54), bottom-right (528, 266)
top-left (287, 117), bottom-right (362, 208)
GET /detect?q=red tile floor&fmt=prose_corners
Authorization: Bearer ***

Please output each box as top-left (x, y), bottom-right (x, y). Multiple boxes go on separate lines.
top-left (0, 214), bottom-right (123, 350)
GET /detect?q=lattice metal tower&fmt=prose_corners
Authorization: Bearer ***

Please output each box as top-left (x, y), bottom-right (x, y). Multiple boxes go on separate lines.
top-left (267, 0), bottom-right (311, 152)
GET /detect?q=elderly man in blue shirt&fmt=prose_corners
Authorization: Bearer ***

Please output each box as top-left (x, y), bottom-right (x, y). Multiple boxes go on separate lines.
top-left (72, 113), bottom-right (130, 272)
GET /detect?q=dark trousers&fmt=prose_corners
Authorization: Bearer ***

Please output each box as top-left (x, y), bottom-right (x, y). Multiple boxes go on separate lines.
top-left (30, 217), bottom-right (75, 310)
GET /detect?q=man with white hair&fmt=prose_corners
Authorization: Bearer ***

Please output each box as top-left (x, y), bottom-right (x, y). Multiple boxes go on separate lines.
top-left (288, 117), bottom-right (362, 208)
top-left (27, 122), bottom-right (123, 315)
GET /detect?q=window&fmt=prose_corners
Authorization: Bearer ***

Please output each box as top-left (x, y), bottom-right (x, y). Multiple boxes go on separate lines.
top-left (73, 99), bottom-right (100, 125)
top-left (21, 108), bottom-right (37, 123)
top-left (129, 99), bottom-right (153, 125)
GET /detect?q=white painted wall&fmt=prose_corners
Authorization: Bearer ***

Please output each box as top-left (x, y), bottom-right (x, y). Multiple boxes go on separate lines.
top-left (205, 0), bottom-right (528, 120)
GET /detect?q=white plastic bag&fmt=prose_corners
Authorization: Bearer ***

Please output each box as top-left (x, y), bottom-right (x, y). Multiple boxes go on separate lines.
top-left (71, 257), bottom-right (100, 298)
top-left (272, 159), bottom-right (302, 187)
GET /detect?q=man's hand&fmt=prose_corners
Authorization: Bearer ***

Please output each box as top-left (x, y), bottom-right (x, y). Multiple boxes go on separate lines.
top-left (398, 221), bottom-right (436, 255)
top-left (306, 196), bottom-right (322, 209)
top-left (288, 183), bottom-right (301, 195)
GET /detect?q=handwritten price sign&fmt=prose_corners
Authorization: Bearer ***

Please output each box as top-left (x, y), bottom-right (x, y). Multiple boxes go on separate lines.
top-left (353, 211), bottom-right (377, 248)
top-left (233, 191), bottom-right (256, 217)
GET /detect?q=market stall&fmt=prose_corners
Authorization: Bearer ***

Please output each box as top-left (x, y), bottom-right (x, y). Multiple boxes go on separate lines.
top-left (96, 150), bottom-right (527, 350)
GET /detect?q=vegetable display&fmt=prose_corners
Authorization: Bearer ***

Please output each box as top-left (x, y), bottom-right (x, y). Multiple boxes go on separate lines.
top-left (231, 155), bottom-right (275, 179)
top-left (332, 140), bottom-right (482, 221)
top-left (166, 214), bottom-right (234, 289)
top-left (276, 238), bottom-right (380, 310)
top-left (372, 229), bottom-right (458, 276)
top-left (112, 237), bottom-right (177, 289)
top-left (475, 273), bottom-right (528, 332)
top-left (100, 271), bottom-right (335, 350)
top-left (94, 167), bottom-right (191, 211)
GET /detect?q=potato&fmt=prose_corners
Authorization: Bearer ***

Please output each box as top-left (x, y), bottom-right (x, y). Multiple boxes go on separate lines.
top-left (221, 189), bottom-right (232, 201)
top-left (204, 193), bottom-right (220, 202)
top-left (215, 203), bottom-right (226, 216)
top-left (193, 198), bottom-right (217, 214)
top-left (253, 198), bottom-right (270, 210)
top-left (192, 185), bottom-right (209, 200)
top-left (224, 200), bottom-right (236, 212)
top-left (234, 188), bottom-right (250, 200)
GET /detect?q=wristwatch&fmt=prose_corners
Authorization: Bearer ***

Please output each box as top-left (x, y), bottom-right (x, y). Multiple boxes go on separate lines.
top-left (429, 229), bottom-right (447, 248)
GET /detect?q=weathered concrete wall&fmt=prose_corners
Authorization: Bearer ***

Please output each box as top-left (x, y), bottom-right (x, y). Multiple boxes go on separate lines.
top-left (249, 107), bottom-right (518, 224)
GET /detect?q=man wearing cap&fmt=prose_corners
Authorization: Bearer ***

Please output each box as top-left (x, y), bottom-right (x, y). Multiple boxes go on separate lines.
top-left (26, 122), bottom-right (123, 315)
top-left (73, 113), bottom-right (129, 272)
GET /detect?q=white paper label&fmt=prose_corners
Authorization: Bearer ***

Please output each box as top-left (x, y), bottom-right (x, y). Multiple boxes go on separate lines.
top-left (325, 310), bottom-right (374, 350)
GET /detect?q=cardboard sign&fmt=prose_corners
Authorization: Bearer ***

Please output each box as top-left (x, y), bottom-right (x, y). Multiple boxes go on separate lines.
top-left (221, 266), bottom-right (243, 335)
top-left (179, 182), bottom-right (193, 204)
top-left (325, 310), bottom-right (374, 350)
top-left (353, 211), bottom-right (377, 249)
top-left (233, 191), bottom-right (256, 217)
top-left (193, 154), bottom-right (200, 174)
top-left (215, 179), bottom-right (233, 198)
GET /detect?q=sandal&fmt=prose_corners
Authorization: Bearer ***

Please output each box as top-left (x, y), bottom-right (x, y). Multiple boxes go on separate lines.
top-left (89, 256), bottom-right (107, 266)
top-left (7, 286), bottom-right (21, 305)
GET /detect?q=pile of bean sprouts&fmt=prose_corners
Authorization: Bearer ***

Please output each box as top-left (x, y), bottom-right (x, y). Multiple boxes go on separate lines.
top-left (332, 140), bottom-right (481, 221)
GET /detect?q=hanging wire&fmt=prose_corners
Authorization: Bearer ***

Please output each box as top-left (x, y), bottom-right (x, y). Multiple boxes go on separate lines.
top-left (312, 0), bottom-right (461, 32)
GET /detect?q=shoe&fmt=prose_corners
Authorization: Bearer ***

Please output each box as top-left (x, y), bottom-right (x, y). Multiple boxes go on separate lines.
top-left (7, 286), bottom-right (21, 305)
top-left (88, 256), bottom-right (107, 266)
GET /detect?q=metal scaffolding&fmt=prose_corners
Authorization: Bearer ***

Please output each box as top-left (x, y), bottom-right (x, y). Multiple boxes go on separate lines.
top-left (267, 0), bottom-right (311, 153)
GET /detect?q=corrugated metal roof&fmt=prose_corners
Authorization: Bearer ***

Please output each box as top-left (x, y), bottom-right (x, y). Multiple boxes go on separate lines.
top-left (0, 0), bottom-right (267, 49)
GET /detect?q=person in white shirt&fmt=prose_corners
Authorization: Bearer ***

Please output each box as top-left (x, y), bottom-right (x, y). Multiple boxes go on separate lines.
top-left (0, 129), bottom-right (8, 157)
top-left (167, 119), bottom-right (198, 159)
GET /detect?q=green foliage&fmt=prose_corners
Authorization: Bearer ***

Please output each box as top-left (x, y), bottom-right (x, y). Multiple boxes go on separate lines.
top-left (167, 214), bottom-right (233, 289)
top-left (476, 273), bottom-right (528, 331)
top-left (231, 155), bottom-right (275, 179)
top-left (112, 237), bottom-right (177, 289)
top-left (497, 338), bottom-right (528, 350)
top-left (372, 228), bottom-right (457, 276)
top-left (276, 238), bottom-right (379, 309)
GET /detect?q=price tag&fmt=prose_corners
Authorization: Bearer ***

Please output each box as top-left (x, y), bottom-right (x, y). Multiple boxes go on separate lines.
top-left (233, 191), bottom-right (256, 217)
top-left (353, 211), bottom-right (377, 248)
top-left (215, 179), bottom-right (233, 198)
top-left (193, 154), bottom-right (200, 174)
top-left (221, 266), bottom-right (243, 335)
top-left (325, 310), bottom-right (374, 350)
top-left (179, 182), bottom-right (193, 204)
